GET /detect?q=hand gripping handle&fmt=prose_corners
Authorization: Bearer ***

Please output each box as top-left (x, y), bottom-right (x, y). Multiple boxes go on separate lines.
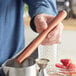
top-left (15, 10), bottom-right (67, 64)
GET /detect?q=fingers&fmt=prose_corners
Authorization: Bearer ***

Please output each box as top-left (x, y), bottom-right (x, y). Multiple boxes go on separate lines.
top-left (41, 34), bottom-right (60, 45)
top-left (46, 15), bottom-right (55, 24)
top-left (41, 22), bottom-right (64, 45)
top-left (48, 22), bottom-right (63, 37)
top-left (48, 22), bottom-right (63, 40)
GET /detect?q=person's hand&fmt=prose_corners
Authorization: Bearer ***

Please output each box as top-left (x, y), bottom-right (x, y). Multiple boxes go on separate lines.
top-left (34, 13), bottom-right (64, 45)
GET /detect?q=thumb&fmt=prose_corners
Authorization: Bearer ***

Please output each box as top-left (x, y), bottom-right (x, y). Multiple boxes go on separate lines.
top-left (35, 17), bottom-right (48, 33)
top-left (39, 18), bottom-right (48, 30)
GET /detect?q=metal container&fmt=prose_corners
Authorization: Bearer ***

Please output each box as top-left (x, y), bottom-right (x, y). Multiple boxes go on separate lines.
top-left (2, 58), bottom-right (37, 76)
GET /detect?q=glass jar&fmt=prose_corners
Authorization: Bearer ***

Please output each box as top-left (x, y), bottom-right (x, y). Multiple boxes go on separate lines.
top-left (38, 44), bottom-right (58, 71)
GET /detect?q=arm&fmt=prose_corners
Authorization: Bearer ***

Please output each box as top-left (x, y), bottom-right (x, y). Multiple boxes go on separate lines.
top-left (23, 0), bottom-right (58, 32)
top-left (23, 0), bottom-right (64, 45)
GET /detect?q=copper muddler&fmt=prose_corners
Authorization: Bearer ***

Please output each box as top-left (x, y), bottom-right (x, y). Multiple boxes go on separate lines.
top-left (15, 10), bottom-right (67, 64)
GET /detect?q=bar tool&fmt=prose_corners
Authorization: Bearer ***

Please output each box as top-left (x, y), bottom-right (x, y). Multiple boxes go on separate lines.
top-left (36, 58), bottom-right (49, 76)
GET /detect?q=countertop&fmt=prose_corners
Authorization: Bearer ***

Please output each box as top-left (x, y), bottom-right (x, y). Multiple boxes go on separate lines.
top-left (63, 18), bottom-right (76, 30)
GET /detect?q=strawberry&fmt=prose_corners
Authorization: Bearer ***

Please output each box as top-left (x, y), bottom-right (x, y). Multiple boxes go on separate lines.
top-left (55, 63), bottom-right (66, 69)
top-left (60, 59), bottom-right (72, 67)
top-left (67, 63), bottom-right (76, 71)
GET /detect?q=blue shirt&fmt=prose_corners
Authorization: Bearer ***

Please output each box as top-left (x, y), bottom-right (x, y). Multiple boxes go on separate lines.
top-left (0, 0), bottom-right (57, 65)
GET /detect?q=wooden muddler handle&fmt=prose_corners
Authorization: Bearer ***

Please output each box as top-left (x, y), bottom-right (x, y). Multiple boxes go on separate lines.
top-left (15, 10), bottom-right (67, 64)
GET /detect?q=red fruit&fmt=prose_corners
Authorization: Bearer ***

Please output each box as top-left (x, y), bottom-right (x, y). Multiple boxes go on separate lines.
top-left (55, 63), bottom-right (66, 69)
top-left (69, 72), bottom-right (76, 75)
top-left (67, 63), bottom-right (76, 71)
top-left (60, 59), bottom-right (72, 67)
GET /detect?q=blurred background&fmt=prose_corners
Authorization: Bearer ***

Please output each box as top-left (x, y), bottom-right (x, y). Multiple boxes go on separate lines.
top-left (23, 0), bottom-right (76, 64)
